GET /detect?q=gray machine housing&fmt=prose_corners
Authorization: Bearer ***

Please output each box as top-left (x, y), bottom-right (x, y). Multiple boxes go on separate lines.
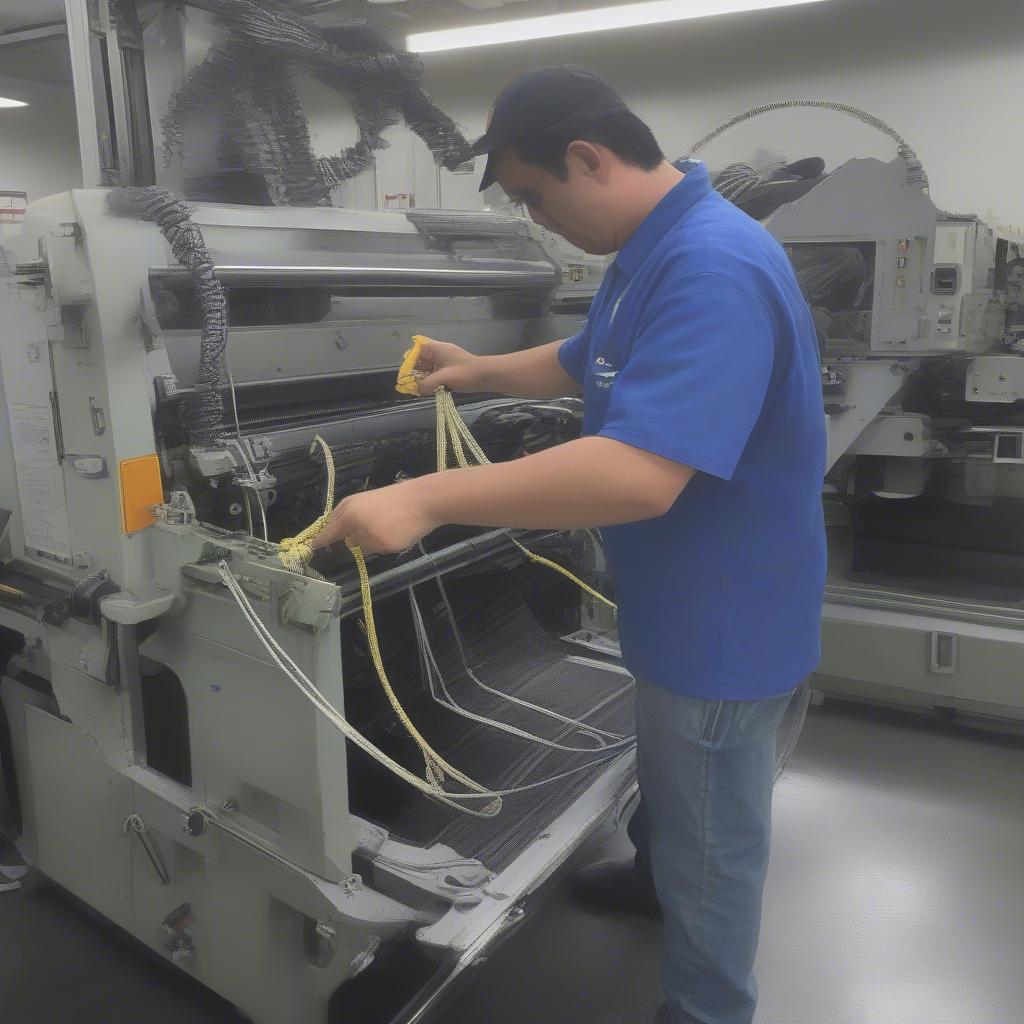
top-left (0, 194), bottom-right (634, 1024)
top-left (762, 155), bottom-right (1024, 726)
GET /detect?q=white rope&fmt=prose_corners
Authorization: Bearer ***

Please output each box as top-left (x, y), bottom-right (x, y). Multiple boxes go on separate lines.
top-left (410, 543), bottom-right (630, 746)
top-left (217, 561), bottom-right (631, 817)
top-left (409, 586), bottom-right (633, 754)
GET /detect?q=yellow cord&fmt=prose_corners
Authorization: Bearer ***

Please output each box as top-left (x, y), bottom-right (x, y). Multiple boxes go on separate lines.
top-left (279, 347), bottom-right (618, 612)
top-left (277, 435), bottom-right (334, 572)
top-left (432, 385), bottom-right (616, 612)
top-left (347, 539), bottom-right (500, 812)
top-left (506, 537), bottom-right (615, 610)
top-left (271, 338), bottom-right (617, 811)
top-left (278, 435), bottom-right (499, 812)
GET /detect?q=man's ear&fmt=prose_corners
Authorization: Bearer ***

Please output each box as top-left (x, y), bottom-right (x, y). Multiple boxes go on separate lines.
top-left (565, 140), bottom-right (607, 181)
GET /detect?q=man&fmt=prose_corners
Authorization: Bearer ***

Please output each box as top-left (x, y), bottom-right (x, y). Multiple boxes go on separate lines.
top-left (312, 66), bottom-right (827, 1024)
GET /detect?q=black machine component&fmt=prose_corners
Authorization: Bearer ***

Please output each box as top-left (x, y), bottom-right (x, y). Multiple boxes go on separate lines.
top-left (932, 266), bottom-right (960, 294)
top-left (190, 397), bottom-right (583, 540)
top-left (713, 157), bottom-right (828, 221)
top-left (69, 571), bottom-right (120, 625)
top-left (786, 240), bottom-right (875, 351)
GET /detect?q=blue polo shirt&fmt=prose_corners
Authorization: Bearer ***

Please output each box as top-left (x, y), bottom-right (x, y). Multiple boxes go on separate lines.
top-left (559, 160), bottom-right (826, 700)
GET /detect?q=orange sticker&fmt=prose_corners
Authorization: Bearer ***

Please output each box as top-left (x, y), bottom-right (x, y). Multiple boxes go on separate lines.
top-left (118, 454), bottom-right (164, 534)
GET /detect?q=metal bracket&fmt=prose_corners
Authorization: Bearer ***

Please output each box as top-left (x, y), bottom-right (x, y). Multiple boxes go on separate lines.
top-left (154, 489), bottom-right (196, 529)
top-left (88, 397), bottom-right (106, 436)
top-left (307, 920), bottom-right (338, 969)
top-left (100, 590), bottom-right (177, 625)
top-left (356, 823), bottom-right (491, 907)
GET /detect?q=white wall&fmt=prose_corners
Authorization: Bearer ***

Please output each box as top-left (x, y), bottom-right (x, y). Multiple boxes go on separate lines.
top-left (409, 0), bottom-right (1022, 226)
top-left (0, 97), bottom-right (81, 203)
top-left (0, 39), bottom-right (81, 203)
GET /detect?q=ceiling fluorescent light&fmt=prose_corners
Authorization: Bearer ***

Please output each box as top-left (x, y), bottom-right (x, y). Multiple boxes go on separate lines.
top-left (409, 0), bottom-right (830, 53)
top-left (0, 96), bottom-right (28, 108)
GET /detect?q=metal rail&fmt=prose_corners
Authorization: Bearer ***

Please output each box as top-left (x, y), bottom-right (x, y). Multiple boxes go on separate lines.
top-left (150, 262), bottom-right (559, 290)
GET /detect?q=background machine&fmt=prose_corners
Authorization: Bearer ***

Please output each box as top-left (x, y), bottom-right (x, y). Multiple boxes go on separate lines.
top-left (702, 104), bottom-right (1024, 726)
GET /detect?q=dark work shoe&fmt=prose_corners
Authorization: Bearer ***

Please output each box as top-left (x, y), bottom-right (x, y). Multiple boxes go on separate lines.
top-left (568, 856), bottom-right (662, 920)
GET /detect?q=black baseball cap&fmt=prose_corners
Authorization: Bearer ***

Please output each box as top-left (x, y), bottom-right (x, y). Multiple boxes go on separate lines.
top-left (471, 65), bottom-right (629, 192)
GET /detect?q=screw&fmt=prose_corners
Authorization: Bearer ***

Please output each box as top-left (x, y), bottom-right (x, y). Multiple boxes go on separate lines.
top-left (184, 809), bottom-right (208, 838)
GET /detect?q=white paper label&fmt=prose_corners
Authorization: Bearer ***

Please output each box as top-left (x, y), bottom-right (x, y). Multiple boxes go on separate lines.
top-left (0, 283), bottom-right (72, 560)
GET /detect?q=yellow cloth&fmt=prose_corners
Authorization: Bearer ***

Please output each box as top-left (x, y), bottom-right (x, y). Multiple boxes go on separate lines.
top-left (395, 334), bottom-right (428, 396)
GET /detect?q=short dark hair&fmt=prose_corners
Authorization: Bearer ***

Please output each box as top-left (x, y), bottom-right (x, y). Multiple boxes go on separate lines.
top-left (513, 110), bottom-right (665, 181)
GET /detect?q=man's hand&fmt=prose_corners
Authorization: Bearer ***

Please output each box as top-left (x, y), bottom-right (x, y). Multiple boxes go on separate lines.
top-left (415, 338), bottom-right (484, 395)
top-left (413, 336), bottom-right (578, 399)
top-left (310, 482), bottom-right (439, 555)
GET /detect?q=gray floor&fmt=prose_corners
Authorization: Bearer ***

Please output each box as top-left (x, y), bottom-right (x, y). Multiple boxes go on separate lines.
top-left (2, 699), bottom-right (1023, 1024)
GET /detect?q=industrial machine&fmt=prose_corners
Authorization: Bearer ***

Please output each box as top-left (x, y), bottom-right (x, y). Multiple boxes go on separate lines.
top-left (0, 7), bottom-right (656, 1017)
top-left (708, 112), bottom-right (1024, 726)
top-left (0, 190), bottom-right (636, 1023)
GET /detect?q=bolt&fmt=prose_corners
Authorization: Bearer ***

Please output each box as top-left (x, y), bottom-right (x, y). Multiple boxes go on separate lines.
top-left (229, 502), bottom-right (243, 516)
top-left (184, 809), bottom-right (208, 838)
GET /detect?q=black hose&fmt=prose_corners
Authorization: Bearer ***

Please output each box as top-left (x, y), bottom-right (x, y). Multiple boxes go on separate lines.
top-left (107, 187), bottom-right (228, 447)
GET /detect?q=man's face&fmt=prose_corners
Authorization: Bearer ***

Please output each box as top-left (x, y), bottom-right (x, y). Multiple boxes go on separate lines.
top-left (491, 145), bottom-right (617, 255)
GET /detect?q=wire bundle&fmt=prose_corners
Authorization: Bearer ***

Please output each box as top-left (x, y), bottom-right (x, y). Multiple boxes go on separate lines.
top-left (163, 0), bottom-right (473, 206)
top-left (107, 186), bottom-right (228, 446)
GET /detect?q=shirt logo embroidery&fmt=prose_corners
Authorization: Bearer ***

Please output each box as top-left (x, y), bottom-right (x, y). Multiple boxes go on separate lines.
top-left (593, 356), bottom-right (617, 389)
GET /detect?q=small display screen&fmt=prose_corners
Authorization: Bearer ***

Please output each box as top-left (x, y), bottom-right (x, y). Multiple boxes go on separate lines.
top-left (784, 241), bottom-right (876, 350)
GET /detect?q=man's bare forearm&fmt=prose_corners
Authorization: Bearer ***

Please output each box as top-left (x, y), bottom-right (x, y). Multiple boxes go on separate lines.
top-left (408, 436), bottom-right (694, 530)
top-left (474, 340), bottom-right (581, 398)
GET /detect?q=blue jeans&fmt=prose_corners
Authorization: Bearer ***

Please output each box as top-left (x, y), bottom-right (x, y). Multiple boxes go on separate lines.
top-left (629, 678), bottom-right (797, 1024)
